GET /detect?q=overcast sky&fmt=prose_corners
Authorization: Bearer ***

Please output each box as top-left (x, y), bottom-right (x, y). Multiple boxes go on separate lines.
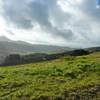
top-left (0, 0), bottom-right (100, 47)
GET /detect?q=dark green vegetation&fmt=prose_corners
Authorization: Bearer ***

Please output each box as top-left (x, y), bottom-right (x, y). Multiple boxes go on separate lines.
top-left (2, 49), bottom-right (89, 66)
top-left (0, 52), bottom-right (100, 100)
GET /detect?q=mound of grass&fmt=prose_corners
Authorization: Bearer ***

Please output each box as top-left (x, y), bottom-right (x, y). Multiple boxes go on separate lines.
top-left (0, 52), bottom-right (100, 100)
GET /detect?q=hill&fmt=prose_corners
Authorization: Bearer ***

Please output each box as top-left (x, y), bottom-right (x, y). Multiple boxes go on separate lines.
top-left (0, 36), bottom-right (72, 54)
top-left (0, 36), bottom-right (73, 64)
top-left (0, 52), bottom-right (100, 100)
top-left (85, 47), bottom-right (100, 53)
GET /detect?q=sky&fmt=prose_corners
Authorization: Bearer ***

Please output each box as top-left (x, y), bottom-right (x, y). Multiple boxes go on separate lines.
top-left (0, 0), bottom-right (100, 47)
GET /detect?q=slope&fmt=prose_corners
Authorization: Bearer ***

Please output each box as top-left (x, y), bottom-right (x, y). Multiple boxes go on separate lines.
top-left (0, 52), bottom-right (100, 100)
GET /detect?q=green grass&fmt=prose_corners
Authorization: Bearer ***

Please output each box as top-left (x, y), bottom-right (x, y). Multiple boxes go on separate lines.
top-left (0, 52), bottom-right (100, 100)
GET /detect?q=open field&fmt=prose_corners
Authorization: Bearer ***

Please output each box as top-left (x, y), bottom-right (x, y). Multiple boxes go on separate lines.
top-left (0, 52), bottom-right (100, 100)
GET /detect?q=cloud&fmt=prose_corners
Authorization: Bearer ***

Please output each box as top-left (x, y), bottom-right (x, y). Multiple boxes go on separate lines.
top-left (80, 0), bottom-right (100, 20)
top-left (0, 0), bottom-right (100, 47)
top-left (2, 0), bottom-right (56, 29)
top-left (2, 0), bottom-right (75, 41)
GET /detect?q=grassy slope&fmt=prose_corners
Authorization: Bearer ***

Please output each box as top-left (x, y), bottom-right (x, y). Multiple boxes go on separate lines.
top-left (0, 52), bottom-right (100, 100)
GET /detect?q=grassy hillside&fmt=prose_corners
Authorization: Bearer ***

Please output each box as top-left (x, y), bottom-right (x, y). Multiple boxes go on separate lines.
top-left (0, 52), bottom-right (100, 100)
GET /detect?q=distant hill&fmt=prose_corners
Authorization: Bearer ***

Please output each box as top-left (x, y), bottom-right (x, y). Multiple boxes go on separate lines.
top-left (0, 36), bottom-right (11, 42)
top-left (85, 47), bottom-right (100, 53)
top-left (0, 36), bottom-right (73, 54)
top-left (1, 36), bottom-right (100, 66)
top-left (0, 36), bottom-right (73, 64)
